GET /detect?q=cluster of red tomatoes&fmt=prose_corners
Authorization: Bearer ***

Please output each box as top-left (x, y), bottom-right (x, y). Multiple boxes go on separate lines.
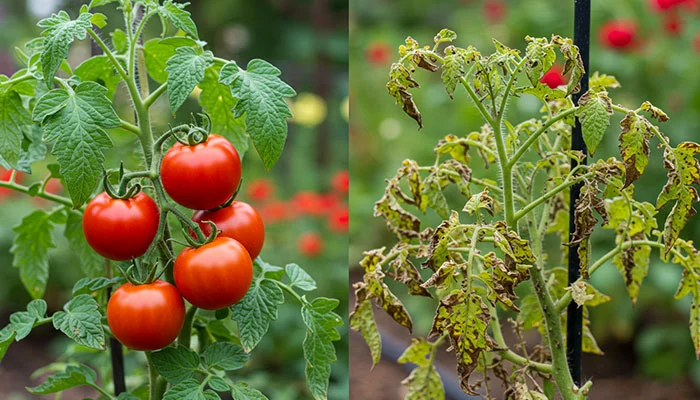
top-left (600, 0), bottom-right (700, 51)
top-left (245, 170), bottom-right (348, 257)
top-left (83, 134), bottom-right (263, 351)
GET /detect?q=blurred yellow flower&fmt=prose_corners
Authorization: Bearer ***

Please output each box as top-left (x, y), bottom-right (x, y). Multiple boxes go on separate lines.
top-left (290, 92), bottom-right (327, 127)
top-left (340, 96), bottom-right (349, 122)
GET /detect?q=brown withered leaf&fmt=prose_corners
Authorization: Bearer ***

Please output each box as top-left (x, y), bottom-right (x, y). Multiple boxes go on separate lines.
top-left (569, 183), bottom-right (607, 246)
top-left (389, 248), bottom-right (431, 297)
top-left (374, 192), bottom-right (421, 240)
top-left (618, 112), bottom-right (652, 188)
top-left (413, 52), bottom-right (440, 72)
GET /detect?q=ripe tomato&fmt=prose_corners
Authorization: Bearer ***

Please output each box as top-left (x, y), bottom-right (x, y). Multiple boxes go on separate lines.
top-left (298, 232), bottom-right (324, 257)
top-left (0, 168), bottom-right (20, 199)
top-left (599, 21), bottom-right (637, 50)
top-left (192, 201), bottom-right (265, 259)
top-left (539, 65), bottom-right (566, 89)
top-left (83, 192), bottom-right (160, 261)
top-left (291, 191), bottom-right (324, 216)
top-left (174, 237), bottom-right (253, 310)
top-left (160, 134), bottom-right (241, 210)
top-left (107, 280), bottom-right (185, 351)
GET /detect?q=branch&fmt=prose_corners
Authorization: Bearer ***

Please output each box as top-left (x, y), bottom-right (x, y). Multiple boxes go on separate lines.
top-left (508, 107), bottom-right (577, 169)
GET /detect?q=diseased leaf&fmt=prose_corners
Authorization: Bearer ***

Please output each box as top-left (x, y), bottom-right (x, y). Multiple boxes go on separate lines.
top-left (618, 112), bottom-right (652, 188)
top-left (219, 59), bottom-right (296, 170)
top-left (613, 235), bottom-right (651, 305)
top-left (398, 338), bottom-right (445, 400)
top-left (349, 287), bottom-right (381, 367)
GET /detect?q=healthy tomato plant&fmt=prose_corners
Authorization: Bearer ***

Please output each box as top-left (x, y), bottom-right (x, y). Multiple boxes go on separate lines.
top-left (351, 29), bottom-right (700, 400)
top-left (107, 280), bottom-right (185, 351)
top-left (0, 1), bottom-right (342, 400)
top-left (174, 237), bottom-right (254, 310)
top-left (83, 191), bottom-right (160, 261)
top-left (192, 201), bottom-right (265, 259)
top-left (161, 133), bottom-right (242, 210)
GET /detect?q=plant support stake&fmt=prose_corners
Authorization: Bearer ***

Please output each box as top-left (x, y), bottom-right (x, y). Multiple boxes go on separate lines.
top-left (567, 0), bottom-right (591, 386)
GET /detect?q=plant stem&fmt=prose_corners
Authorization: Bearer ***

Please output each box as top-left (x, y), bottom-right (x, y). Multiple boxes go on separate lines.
top-left (513, 172), bottom-right (593, 223)
top-left (0, 180), bottom-right (74, 207)
top-left (87, 29), bottom-right (129, 82)
top-left (145, 351), bottom-right (166, 400)
top-left (144, 83), bottom-right (168, 108)
top-left (508, 107), bottom-right (577, 168)
top-left (178, 306), bottom-right (198, 348)
top-left (276, 281), bottom-right (305, 304)
top-left (89, 383), bottom-right (116, 400)
top-left (120, 119), bottom-right (141, 135)
top-left (490, 306), bottom-right (553, 373)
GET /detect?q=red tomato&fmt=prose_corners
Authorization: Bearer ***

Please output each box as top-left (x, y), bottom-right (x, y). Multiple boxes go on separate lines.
top-left (83, 192), bottom-right (160, 261)
top-left (318, 193), bottom-right (340, 214)
top-left (599, 21), bottom-right (637, 50)
top-left (298, 232), bottom-right (324, 257)
top-left (245, 178), bottom-right (275, 203)
top-left (0, 168), bottom-right (21, 199)
top-left (331, 170), bottom-right (349, 195)
top-left (328, 206), bottom-right (349, 233)
top-left (539, 65), bottom-right (566, 89)
top-left (174, 237), bottom-right (253, 310)
top-left (107, 280), bottom-right (185, 351)
top-left (192, 201), bottom-right (265, 259)
top-left (366, 41), bottom-right (391, 66)
top-left (160, 134), bottom-right (241, 210)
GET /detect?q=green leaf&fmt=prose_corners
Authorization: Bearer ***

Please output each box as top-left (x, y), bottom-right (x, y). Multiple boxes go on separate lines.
top-left (88, 0), bottom-right (116, 9)
top-left (230, 382), bottom-right (269, 400)
top-left (90, 13), bottom-right (107, 29)
top-left (33, 81), bottom-right (118, 207)
top-left (0, 325), bottom-right (16, 365)
top-left (0, 89), bottom-right (31, 169)
top-left (199, 65), bottom-right (248, 154)
top-left (74, 55), bottom-right (122, 99)
top-left (231, 277), bottom-right (284, 352)
top-left (165, 47), bottom-right (213, 112)
top-left (11, 209), bottom-right (61, 299)
top-left (440, 50), bottom-right (464, 99)
top-left (163, 379), bottom-right (219, 400)
top-left (27, 364), bottom-right (97, 394)
top-left (64, 210), bottom-right (103, 277)
top-left (52, 294), bottom-right (106, 349)
top-left (285, 263), bottom-right (317, 291)
top-left (158, 0), bottom-right (198, 38)
top-left (72, 276), bottom-right (122, 296)
top-left (302, 297), bottom-right (342, 400)
top-left (111, 28), bottom-right (128, 53)
top-left (143, 37), bottom-right (198, 84)
top-left (152, 346), bottom-right (200, 384)
top-left (14, 125), bottom-right (47, 174)
top-left (201, 342), bottom-right (249, 371)
top-left (575, 90), bottom-right (612, 155)
top-left (675, 269), bottom-right (700, 357)
top-left (219, 59), bottom-right (296, 170)
top-left (38, 11), bottom-right (93, 87)
top-left (208, 376), bottom-right (230, 392)
top-left (398, 339), bottom-right (445, 400)
top-left (9, 299), bottom-right (47, 340)
top-left (117, 393), bottom-right (141, 400)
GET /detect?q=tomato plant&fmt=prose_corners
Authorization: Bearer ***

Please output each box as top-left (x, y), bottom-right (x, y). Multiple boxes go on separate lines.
top-left (0, 1), bottom-right (342, 400)
top-left (351, 29), bottom-right (700, 399)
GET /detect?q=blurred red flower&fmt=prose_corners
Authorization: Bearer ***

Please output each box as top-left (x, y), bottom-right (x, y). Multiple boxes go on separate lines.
top-left (663, 13), bottom-right (683, 35)
top-left (328, 206), bottom-right (349, 233)
top-left (291, 191), bottom-right (325, 216)
top-left (599, 20), bottom-right (637, 50)
top-left (649, 0), bottom-right (688, 11)
top-left (298, 232), bottom-right (324, 257)
top-left (331, 170), bottom-right (349, 195)
top-left (539, 65), bottom-right (566, 89)
top-left (483, 0), bottom-right (506, 24)
top-left (246, 178), bottom-right (275, 203)
top-left (366, 41), bottom-right (391, 66)
top-left (318, 193), bottom-right (341, 214)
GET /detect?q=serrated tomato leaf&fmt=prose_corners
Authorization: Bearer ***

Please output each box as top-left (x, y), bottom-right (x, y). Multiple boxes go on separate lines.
top-left (27, 364), bottom-right (97, 394)
top-left (158, 0), bottom-right (198, 38)
top-left (38, 11), bottom-right (93, 88)
top-left (199, 65), bottom-right (248, 154)
top-left (52, 294), bottom-right (106, 349)
top-left (230, 270), bottom-right (284, 352)
top-left (152, 346), bottom-right (200, 384)
top-left (0, 90), bottom-right (31, 168)
top-left (219, 59), bottom-right (296, 170)
top-left (301, 297), bottom-right (342, 400)
top-left (165, 47), bottom-right (212, 112)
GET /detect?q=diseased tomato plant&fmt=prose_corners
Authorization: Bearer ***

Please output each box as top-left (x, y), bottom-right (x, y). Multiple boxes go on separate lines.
top-left (351, 29), bottom-right (700, 399)
top-left (0, 1), bottom-right (342, 400)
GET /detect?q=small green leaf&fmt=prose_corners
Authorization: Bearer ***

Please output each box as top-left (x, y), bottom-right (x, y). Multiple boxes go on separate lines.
top-left (72, 276), bottom-right (122, 296)
top-left (74, 55), bottom-right (122, 99)
top-left (163, 378), bottom-right (220, 400)
top-left (165, 47), bottom-right (213, 112)
top-left (201, 342), bottom-right (249, 371)
top-left (231, 278), bottom-right (284, 352)
top-left (158, 0), bottom-right (198, 38)
top-left (11, 209), bottom-right (62, 299)
top-left (0, 89), bottom-right (31, 169)
top-left (152, 346), bottom-right (200, 384)
top-left (199, 65), bottom-right (248, 154)
top-left (575, 90), bottom-right (612, 155)
top-left (38, 11), bottom-right (93, 87)
top-left (88, 0), bottom-right (116, 9)
top-left (9, 299), bottom-right (47, 340)
top-left (27, 364), bottom-right (97, 394)
top-left (230, 383), bottom-right (269, 400)
top-left (111, 28), bottom-right (128, 53)
top-left (90, 13), bottom-right (107, 28)
top-left (33, 81), bottom-right (118, 207)
top-left (285, 263), bottom-right (317, 291)
top-left (0, 325), bottom-right (16, 365)
top-left (302, 297), bottom-right (343, 400)
top-left (143, 37), bottom-right (198, 84)
top-left (208, 376), bottom-right (229, 392)
top-left (52, 294), bottom-right (106, 349)
top-left (64, 210), bottom-right (103, 277)
top-left (219, 59), bottom-right (296, 170)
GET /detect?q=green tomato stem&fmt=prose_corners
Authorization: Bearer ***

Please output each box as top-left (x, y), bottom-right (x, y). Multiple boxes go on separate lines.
top-left (178, 306), bottom-right (198, 349)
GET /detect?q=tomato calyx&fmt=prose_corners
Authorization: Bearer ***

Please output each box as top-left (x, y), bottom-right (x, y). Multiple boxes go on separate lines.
top-left (102, 168), bottom-right (143, 200)
top-left (117, 257), bottom-right (166, 286)
top-left (179, 219), bottom-right (219, 248)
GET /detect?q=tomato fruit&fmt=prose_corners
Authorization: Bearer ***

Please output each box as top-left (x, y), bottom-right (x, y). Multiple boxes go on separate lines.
top-left (83, 192), bottom-right (160, 261)
top-left (160, 134), bottom-right (241, 210)
top-left (599, 20), bottom-right (637, 50)
top-left (107, 280), bottom-right (185, 351)
top-left (192, 201), bottom-right (265, 259)
top-left (174, 237), bottom-right (253, 310)
top-left (539, 65), bottom-right (566, 89)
